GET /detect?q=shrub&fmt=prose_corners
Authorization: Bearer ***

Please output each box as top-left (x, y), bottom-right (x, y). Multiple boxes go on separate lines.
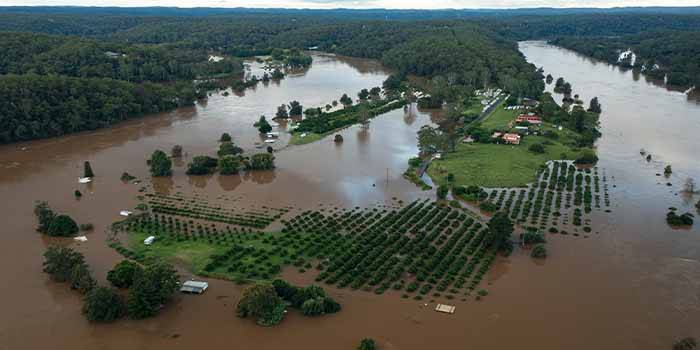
top-left (74, 190), bottom-right (82, 198)
top-left (219, 155), bottom-right (241, 175)
top-left (70, 263), bottom-right (96, 293)
top-left (47, 214), bottom-right (79, 237)
top-left (218, 141), bottom-right (243, 157)
top-left (83, 286), bottom-right (125, 322)
top-left (301, 297), bottom-right (325, 316)
top-left (187, 156), bottom-right (218, 175)
top-left (220, 133), bottom-right (232, 142)
top-left (120, 172), bottom-right (136, 181)
top-left (523, 231), bottom-right (546, 244)
top-left (358, 338), bottom-right (376, 350)
top-left (667, 210), bottom-right (694, 226)
top-left (528, 143), bottom-right (546, 154)
top-left (248, 153), bottom-right (275, 170)
top-left (574, 150), bottom-right (598, 165)
top-left (254, 116), bottom-right (272, 134)
top-left (436, 185), bottom-right (449, 200)
top-left (531, 244), bottom-right (547, 258)
top-left (107, 260), bottom-right (143, 288)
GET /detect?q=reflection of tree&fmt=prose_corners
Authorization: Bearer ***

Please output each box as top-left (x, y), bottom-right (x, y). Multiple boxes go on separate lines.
top-left (152, 176), bottom-right (174, 195)
top-left (357, 128), bottom-right (369, 145)
top-left (187, 174), bottom-right (211, 189)
top-left (217, 174), bottom-right (242, 191)
top-left (243, 170), bottom-right (275, 185)
top-left (403, 104), bottom-right (416, 126)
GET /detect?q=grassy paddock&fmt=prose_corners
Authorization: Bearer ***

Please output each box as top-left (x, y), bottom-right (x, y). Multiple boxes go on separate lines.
top-left (289, 132), bottom-right (325, 145)
top-left (428, 133), bottom-right (588, 188)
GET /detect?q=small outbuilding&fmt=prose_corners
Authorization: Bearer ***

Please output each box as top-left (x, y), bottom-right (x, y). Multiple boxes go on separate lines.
top-left (180, 280), bottom-right (209, 294)
top-left (435, 304), bottom-right (456, 314)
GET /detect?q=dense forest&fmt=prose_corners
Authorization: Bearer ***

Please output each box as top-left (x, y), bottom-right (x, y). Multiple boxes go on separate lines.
top-left (551, 30), bottom-right (700, 88)
top-left (1, 7), bottom-right (699, 143)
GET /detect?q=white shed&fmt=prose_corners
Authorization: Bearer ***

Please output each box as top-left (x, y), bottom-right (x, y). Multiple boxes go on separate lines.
top-left (180, 280), bottom-right (209, 294)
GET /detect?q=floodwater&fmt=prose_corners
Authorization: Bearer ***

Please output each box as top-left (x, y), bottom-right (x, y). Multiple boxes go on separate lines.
top-left (0, 45), bottom-right (699, 350)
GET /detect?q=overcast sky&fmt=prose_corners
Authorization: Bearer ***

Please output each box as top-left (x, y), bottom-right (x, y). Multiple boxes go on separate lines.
top-left (3, 0), bottom-right (700, 9)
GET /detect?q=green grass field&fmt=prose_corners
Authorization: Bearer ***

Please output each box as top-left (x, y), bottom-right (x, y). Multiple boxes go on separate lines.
top-left (288, 132), bottom-right (325, 145)
top-left (479, 104), bottom-right (518, 130)
top-left (427, 132), bottom-right (588, 188)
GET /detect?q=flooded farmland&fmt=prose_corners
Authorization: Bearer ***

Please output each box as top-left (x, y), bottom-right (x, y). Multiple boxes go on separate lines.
top-left (0, 44), bottom-right (699, 350)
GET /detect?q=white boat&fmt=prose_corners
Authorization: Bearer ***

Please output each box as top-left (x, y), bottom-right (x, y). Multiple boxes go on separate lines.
top-left (74, 236), bottom-right (88, 242)
top-left (120, 210), bottom-right (133, 217)
top-left (78, 177), bottom-right (92, 184)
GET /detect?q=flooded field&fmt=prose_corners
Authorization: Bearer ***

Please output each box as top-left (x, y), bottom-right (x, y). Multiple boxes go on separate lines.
top-left (1, 45), bottom-right (699, 350)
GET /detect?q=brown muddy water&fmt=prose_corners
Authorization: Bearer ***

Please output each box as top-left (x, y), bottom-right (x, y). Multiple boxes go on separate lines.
top-left (1, 45), bottom-right (699, 350)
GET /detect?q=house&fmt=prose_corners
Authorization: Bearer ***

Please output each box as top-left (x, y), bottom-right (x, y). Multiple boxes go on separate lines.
top-left (180, 280), bottom-right (209, 294)
top-left (516, 114), bottom-right (542, 125)
top-left (502, 133), bottom-right (521, 145)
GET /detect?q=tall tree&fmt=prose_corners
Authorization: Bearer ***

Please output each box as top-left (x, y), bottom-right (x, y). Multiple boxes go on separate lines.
top-left (148, 150), bottom-right (172, 177)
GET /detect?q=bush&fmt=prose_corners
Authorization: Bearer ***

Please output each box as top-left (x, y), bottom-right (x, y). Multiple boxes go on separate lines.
top-left (667, 210), bottom-right (694, 226)
top-left (171, 144), bottom-right (183, 158)
top-left (218, 141), bottom-right (243, 157)
top-left (436, 185), bottom-right (449, 200)
top-left (408, 157), bottom-right (422, 168)
top-left (187, 156), bottom-right (218, 175)
top-left (301, 297), bottom-right (325, 316)
top-left (107, 260), bottom-right (143, 288)
top-left (248, 153), bottom-right (275, 170)
top-left (358, 338), bottom-right (376, 350)
top-left (531, 244), bottom-right (547, 258)
top-left (574, 150), bottom-right (598, 165)
top-left (254, 116), bottom-right (272, 134)
top-left (83, 286), bottom-right (125, 322)
top-left (220, 133), bottom-right (232, 142)
top-left (479, 202), bottom-right (498, 213)
top-left (523, 231), bottom-right (546, 244)
top-left (120, 172), bottom-right (136, 181)
top-left (219, 155), bottom-right (241, 175)
top-left (70, 263), bottom-right (96, 293)
top-left (47, 214), bottom-right (79, 237)
top-left (528, 143), bottom-right (546, 154)
top-left (74, 190), bottom-right (82, 198)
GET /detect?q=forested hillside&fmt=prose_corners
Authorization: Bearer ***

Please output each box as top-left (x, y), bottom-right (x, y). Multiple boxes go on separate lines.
top-left (551, 30), bottom-right (700, 88)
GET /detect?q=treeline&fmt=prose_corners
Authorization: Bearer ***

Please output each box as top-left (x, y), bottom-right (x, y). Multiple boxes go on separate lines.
top-left (551, 30), bottom-right (700, 88)
top-left (0, 74), bottom-right (196, 143)
top-left (0, 32), bottom-right (243, 81)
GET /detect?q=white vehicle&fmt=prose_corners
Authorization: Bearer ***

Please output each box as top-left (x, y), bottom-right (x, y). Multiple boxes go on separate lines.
top-left (144, 236), bottom-right (155, 245)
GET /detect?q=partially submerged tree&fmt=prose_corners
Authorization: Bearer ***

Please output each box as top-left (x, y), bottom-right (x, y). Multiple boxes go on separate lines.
top-left (34, 201), bottom-right (55, 233)
top-left (236, 283), bottom-right (285, 326)
top-left (531, 244), bottom-right (547, 258)
top-left (171, 144), bottom-right (183, 158)
top-left (47, 214), bottom-right (79, 237)
top-left (358, 338), bottom-right (377, 350)
top-left (70, 263), bottom-right (96, 293)
top-left (487, 212), bottom-right (514, 253)
top-left (83, 161), bottom-right (95, 178)
top-left (83, 286), bottom-right (125, 323)
top-left (588, 97), bottom-right (602, 113)
top-left (248, 153), bottom-right (275, 170)
top-left (127, 262), bottom-right (179, 319)
top-left (43, 246), bottom-right (85, 283)
top-left (219, 155), bottom-right (241, 175)
top-left (219, 132), bottom-right (232, 142)
top-left (148, 150), bottom-right (172, 177)
top-left (107, 260), bottom-right (143, 289)
top-left (254, 116), bottom-right (272, 134)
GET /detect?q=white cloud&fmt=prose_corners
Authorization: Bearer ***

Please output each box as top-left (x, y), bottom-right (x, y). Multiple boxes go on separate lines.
top-left (2, 0), bottom-right (699, 9)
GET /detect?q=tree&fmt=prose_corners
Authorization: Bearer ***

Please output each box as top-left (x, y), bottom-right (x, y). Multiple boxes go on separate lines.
top-left (148, 150), bottom-right (172, 177)
top-left (83, 286), bottom-right (125, 322)
top-left (487, 212), bottom-right (514, 252)
top-left (358, 88), bottom-right (370, 100)
top-left (340, 93), bottom-right (353, 108)
top-left (673, 337), bottom-right (697, 350)
top-left (358, 338), bottom-right (376, 350)
top-left (219, 132), bottom-right (232, 142)
top-left (291, 285), bottom-right (326, 308)
top-left (34, 201), bottom-right (55, 233)
top-left (555, 77), bottom-right (565, 88)
top-left (186, 155), bottom-right (218, 175)
top-left (436, 185), bottom-right (449, 200)
top-left (275, 104), bottom-right (289, 119)
top-left (43, 246), bottom-right (85, 282)
top-left (289, 101), bottom-right (303, 116)
top-left (83, 161), bottom-right (95, 178)
top-left (248, 153), bottom-right (275, 170)
top-left (417, 125), bottom-right (447, 154)
top-left (219, 155), bottom-right (241, 175)
top-left (588, 97), bottom-right (602, 113)
top-left (47, 214), bottom-right (79, 237)
top-left (271, 68), bottom-right (284, 80)
top-left (236, 283), bottom-right (285, 326)
top-left (545, 74), bottom-right (553, 84)
top-left (107, 260), bottom-right (143, 288)
top-left (301, 297), bottom-right (325, 316)
top-left (357, 102), bottom-right (371, 128)
top-left (562, 82), bottom-right (573, 95)
top-left (218, 141), bottom-right (243, 157)
top-left (531, 244), bottom-right (547, 258)
top-left (254, 116), bottom-right (272, 134)
top-left (664, 165), bottom-right (673, 176)
top-left (683, 178), bottom-right (697, 194)
top-left (369, 86), bottom-right (382, 97)
top-left (575, 150), bottom-right (598, 165)
top-left (70, 263), bottom-right (96, 293)
top-left (171, 144), bottom-right (183, 158)
top-left (127, 262), bottom-right (179, 319)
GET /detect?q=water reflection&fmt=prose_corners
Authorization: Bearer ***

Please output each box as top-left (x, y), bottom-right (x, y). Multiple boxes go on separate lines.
top-left (217, 174), bottom-right (242, 191)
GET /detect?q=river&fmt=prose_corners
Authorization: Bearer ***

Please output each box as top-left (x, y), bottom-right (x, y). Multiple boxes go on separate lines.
top-left (0, 44), bottom-right (698, 350)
